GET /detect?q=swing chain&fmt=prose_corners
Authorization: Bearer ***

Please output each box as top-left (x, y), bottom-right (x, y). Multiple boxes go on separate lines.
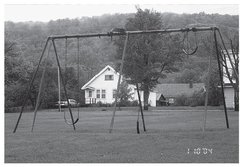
top-left (182, 28), bottom-right (199, 56)
top-left (63, 37), bottom-right (80, 125)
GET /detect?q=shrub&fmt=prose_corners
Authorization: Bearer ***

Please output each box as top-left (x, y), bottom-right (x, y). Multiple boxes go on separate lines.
top-left (174, 90), bottom-right (205, 107)
top-left (130, 100), bottom-right (139, 106)
top-left (95, 101), bottom-right (111, 107)
top-left (188, 90), bottom-right (205, 106)
top-left (111, 100), bottom-right (139, 107)
top-left (174, 94), bottom-right (189, 106)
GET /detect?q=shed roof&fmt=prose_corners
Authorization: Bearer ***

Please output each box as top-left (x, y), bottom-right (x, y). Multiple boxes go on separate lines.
top-left (154, 83), bottom-right (205, 97)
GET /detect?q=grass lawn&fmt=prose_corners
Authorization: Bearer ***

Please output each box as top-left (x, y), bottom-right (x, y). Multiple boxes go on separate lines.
top-left (5, 107), bottom-right (239, 163)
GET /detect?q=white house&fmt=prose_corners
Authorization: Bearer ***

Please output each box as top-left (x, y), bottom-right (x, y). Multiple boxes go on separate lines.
top-left (223, 84), bottom-right (235, 108)
top-left (81, 65), bottom-right (156, 106)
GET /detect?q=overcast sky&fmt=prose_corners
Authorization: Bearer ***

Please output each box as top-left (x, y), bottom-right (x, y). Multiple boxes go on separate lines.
top-left (5, 4), bottom-right (238, 22)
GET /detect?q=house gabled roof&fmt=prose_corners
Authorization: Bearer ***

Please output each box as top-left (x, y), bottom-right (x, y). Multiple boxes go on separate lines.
top-left (81, 65), bottom-right (119, 90)
top-left (154, 83), bottom-right (205, 98)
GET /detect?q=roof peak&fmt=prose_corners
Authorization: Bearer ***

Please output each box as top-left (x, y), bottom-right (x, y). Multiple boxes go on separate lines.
top-left (81, 65), bottom-right (119, 90)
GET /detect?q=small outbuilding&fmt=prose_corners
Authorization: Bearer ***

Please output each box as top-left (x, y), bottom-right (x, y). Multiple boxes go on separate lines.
top-left (154, 83), bottom-right (205, 106)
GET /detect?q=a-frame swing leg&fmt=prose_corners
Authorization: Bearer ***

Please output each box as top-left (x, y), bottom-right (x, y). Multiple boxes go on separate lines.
top-left (109, 33), bottom-right (129, 133)
top-left (31, 43), bottom-right (52, 132)
top-left (213, 29), bottom-right (229, 129)
top-left (13, 38), bottom-right (50, 133)
top-left (135, 82), bottom-right (146, 132)
top-left (52, 39), bottom-right (76, 131)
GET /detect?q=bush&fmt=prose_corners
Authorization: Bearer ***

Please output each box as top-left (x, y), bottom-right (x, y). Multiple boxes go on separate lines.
top-left (95, 101), bottom-right (111, 107)
top-left (174, 94), bottom-right (189, 106)
top-left (111, 100), bottom-right (139, 107)
top-left (188, 90), bottom-right (205, 106)
top-left (130, 100), bottom-right (139, 106)
top-left (174, 91), bottom-right (205, 106)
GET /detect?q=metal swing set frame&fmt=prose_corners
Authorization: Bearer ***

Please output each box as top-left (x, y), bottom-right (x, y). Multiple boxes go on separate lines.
top-left (13, 26), bottom-right (230, 134)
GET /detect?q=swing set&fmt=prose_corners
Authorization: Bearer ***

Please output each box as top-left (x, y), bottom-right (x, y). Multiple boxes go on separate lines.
top-left (13, 26), bottom-right (230, 134)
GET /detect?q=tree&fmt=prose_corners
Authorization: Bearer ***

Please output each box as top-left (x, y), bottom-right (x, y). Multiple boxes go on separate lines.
top-left (117, 80), bottom-right (133, 107)
top-left (5, 40), bottom-right (22, 86)
top-left (219, 34), bottom-right (239, 111)
top-left (200, 34), bottom-right (223, 106)
top-left (5, 40), bottom-right (21, 107)
top-left (4, 39), bottom-right (34, 108)
top-left (200, 33), bottom-right (239, 107)
top-left (201, 66), bottom-right (222, 106)
top-left (175, 68), bottom-right (201, 83)
top-left (114, 8), bottom-right (182, 110)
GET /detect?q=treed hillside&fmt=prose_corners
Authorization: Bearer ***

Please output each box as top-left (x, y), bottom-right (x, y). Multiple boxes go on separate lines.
top-left (5, 12), bottom-right (239, 108)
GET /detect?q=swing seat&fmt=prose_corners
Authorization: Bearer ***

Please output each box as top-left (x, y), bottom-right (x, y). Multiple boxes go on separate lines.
top-left (65, 118), bottom-right (79, 125)
top-left (182, 46), bottom-right (198, 55)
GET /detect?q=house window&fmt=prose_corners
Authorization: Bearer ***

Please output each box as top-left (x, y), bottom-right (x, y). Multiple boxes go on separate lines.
top-left (102, 89), bottom-right (106, 98)
top-left (113, 89), bottom-right (117, 98)
top-left (96, 90), bottom-right (100, 98)
top-left (169, 98), bottom-right (175, 104)
top-left (88, 90), bottom-right (92, 98)
top-left (105, 75), bottom-right (114, 81)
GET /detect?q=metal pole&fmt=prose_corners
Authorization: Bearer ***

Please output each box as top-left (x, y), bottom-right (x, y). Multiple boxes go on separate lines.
top-left (213, 30), bottom-right (229, 128)
top-left (136, 106), bottom-right (140, 134)
top-left (13, 38), bottom-right (50, 133)
top-left (136, 83), bottom-right (146, 132)
top-left (109, 33), bottom-right (129, 133)
top-left (51, 27), bottom-right (215, 40)
top-left (31, 43), bottom-right (52, 132)
top-left (52, 39), bottom-right (76, 130)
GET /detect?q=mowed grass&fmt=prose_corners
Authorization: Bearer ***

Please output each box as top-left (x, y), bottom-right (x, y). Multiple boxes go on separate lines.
top-left (5, 107), bottom-right (239, 163)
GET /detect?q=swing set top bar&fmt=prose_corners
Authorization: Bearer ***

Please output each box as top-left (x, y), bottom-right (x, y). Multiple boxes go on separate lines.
top-left (49, 26), bottom-right (218, 40)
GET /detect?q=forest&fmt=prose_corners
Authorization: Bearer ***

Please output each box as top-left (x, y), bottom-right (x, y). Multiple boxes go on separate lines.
top-left (5, 9), bottom-right (239, 110)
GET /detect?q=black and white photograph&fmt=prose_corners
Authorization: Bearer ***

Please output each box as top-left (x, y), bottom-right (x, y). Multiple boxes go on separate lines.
top-left (3, 1), bottom-right (239, 163)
